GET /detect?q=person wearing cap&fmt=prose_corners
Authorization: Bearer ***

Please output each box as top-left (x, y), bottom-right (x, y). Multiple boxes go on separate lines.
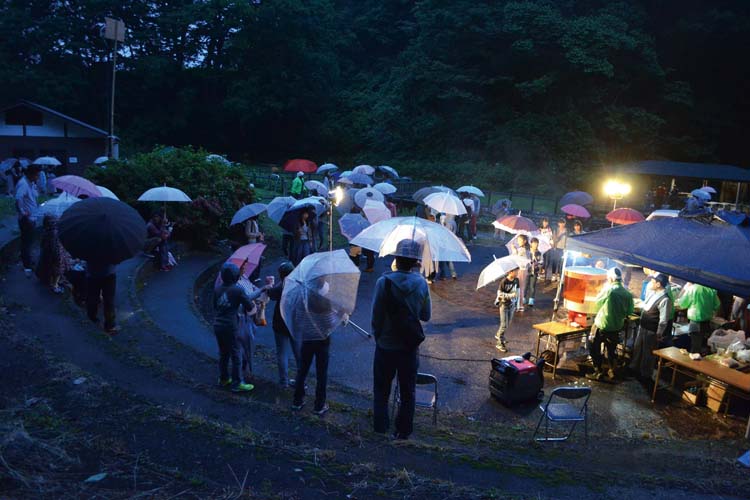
top-left (676, 283), bottom-right (720, 353)
top-left (494, 268), bottom-right (519, 352)
top-left (15, 163), bottom-right (41, 276)
top-left (267, 261), bottom-right (300, 388)
top-left (213, 262), bottom-right (270, 392)
top-left (587, 267), bottom-right (634, 381)
top-left (290, 171), bottom-right (305, 199)
top-left (630, 273), bottom-right (673, 379)
top-left (371, 239), bottom-right (432, 439)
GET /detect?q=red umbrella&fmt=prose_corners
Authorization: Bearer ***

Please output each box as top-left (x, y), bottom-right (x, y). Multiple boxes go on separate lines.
top-left (51, 175), bottom-right (102, 198)
top-left (492, 213), bottom-right (538, 234)
top-left (283, 159), bottom-right (317, 173)
top-left (214, 243), bottom-right (267, 288)
top-left (561, 204), bottom-right (591, 218)
top-left (606, 207), bottom-right (644, 225)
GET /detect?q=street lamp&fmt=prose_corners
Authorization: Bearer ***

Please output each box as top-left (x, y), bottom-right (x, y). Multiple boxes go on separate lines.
top-left (603, 180), bottom-right (631, 210)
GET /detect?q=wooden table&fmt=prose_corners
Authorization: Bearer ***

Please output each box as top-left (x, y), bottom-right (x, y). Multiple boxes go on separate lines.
top-left (652, 347), bottom-right (750, 438)
top-left (533, 321), bottom-right (590, 380)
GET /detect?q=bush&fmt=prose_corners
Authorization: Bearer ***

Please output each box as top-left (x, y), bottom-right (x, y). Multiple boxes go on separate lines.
top-left (87, 147), bottom-right (252, 249)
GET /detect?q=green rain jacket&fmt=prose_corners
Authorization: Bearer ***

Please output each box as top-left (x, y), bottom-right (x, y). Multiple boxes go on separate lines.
top-left (290, 177), bottom-right (304, 196)
top-left (593, 281), bottom-right (634, 332)
top-left (676, 284), bottom-right (720, 322)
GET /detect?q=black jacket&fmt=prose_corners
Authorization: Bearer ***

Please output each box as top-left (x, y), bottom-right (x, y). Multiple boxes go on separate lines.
top-left (267, 279), bottom-right (290, 336)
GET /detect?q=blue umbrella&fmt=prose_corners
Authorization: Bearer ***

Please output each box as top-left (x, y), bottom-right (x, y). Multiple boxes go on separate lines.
top-left (231, 203), bottom-right (267, 226)
top-left (559, 191), bottom-right (594, 206)
top-left (341, 173), bottom-right (373, 186)
top-left (338, 213), bottom-right (371, 241)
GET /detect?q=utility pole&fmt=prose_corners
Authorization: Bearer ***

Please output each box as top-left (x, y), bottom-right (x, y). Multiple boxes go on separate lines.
top-left (103, 17), bottom-right (125, 158)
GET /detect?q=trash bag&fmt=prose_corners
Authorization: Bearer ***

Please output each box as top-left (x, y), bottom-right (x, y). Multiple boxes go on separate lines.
top-left (707, 329), bottom-right (747, 352)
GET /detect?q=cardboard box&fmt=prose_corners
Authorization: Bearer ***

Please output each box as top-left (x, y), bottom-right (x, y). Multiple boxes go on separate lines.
top-left (706, 380), bottom-right (728, 413)
top-left (682, 381), bottom-right (706, 406)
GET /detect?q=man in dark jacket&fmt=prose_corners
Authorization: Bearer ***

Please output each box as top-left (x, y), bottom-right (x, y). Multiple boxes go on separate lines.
top-left (86, 261), bottom-right (118, 334)
top-left (214, 263), bottom-right (268, 392)
top-left (267, 261), bottom-right (300, 387)
top-left (371, 239), bottom-right (432, 439)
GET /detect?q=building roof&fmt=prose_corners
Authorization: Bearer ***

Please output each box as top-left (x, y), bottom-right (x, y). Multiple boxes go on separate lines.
top-left (617, 160), bottom-right (750, 182)
top-left (2, 100), bottom-right (112, 138)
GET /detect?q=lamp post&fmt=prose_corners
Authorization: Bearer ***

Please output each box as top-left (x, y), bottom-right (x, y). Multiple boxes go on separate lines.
top-left (103, 17), bottom-right (125, 158)
top-left (603, 180), bottom-right (631, 226)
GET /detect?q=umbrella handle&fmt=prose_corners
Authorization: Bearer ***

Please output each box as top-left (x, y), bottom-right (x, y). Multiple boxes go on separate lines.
top-left (348, 319), bottom-right (372, 339)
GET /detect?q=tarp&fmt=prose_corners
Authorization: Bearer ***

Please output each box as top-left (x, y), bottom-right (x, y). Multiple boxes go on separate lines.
top-left (618, 161), bottom-right (750, 183)
top-left (566, 217), bottom-right (750, 297)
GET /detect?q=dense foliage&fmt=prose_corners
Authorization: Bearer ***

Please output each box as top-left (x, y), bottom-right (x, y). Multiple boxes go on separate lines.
top-left (87, 147), bottom-right (252, 248)
top-left (2, 1), bottom-right (749, 192)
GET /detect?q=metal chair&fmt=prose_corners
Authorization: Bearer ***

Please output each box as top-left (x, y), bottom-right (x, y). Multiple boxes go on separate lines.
top-left (392, 373), bottom-right (439, 425)
top-left (533, 386), bottom-right (591, 442)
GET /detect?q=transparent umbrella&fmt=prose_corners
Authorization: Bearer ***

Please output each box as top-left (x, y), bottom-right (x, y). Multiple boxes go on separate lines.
top-left (423, 192), bottom-right (467, 216)
top-left (476, 255), bottom-right (529, 290)
top-left (362, 199), bottom-right (391, 224)
top-left (305, 180), bottom-right (329, 196)
top-left (350, 216), bottom-right (471, 262)
top-left (353, 164), bottom-right (375, 175)
top-left (338, 213), bottom-right (370, 241)
top-left (281, 250), bottom-right (361, 341)
top-left (373, 182), bottom-right (397, 195)
top-left (38, 192), bottom-right (81, 218)
top-left (231, 203), bottom-right (267, 226)
top-left (266, 196), bottom-right (296, 223)
top-left (354, 187), bottom-right (385, 208)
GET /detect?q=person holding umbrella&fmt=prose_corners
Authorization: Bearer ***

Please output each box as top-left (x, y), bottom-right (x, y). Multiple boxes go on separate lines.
top-left (292, 208), bottom-right (316, 265)
top-left (214, 262), bottom-right (270, 392)
top-left (495, 268), bottom-right (520, 352)
top-left (15, 164), bottom-right (41, 276)
top-left (146, 212), bottom-right (172, 271)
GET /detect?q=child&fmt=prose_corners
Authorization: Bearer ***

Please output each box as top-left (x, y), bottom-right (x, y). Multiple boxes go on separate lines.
top-left (526, 237), bottom-right (543, 307)
top-left (494, 269), bottom-right (519, 352)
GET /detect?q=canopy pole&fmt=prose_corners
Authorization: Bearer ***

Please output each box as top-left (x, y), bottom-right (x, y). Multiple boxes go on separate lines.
top-left (551, 249), bottom-right (568, 322)
top-left (736, 182), bottom-right (742, 209)
top-left (347, 319), bottom-right (372, 339)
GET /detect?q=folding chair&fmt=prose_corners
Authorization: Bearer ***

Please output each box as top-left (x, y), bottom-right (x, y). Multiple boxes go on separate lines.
top-left (532, 386), bottom-right (591, 442)
top-left (392, 373), bottom-right (439, 425)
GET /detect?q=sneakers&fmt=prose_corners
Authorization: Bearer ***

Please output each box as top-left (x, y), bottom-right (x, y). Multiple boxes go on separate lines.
top-left (313, 404), bottom-right (329, 415)
top-left (495, 343), bottom-right (508, 353)
top-left (551, 274), bottom-right (559, 282)
top-left (528, 298), bottom-right (535, 307)
top-left (291, 402), bottom-right (304, 411)
top-left (218, 378), bottom-right (233, 387)
top-left (231, 382), bottom-right (254, 393)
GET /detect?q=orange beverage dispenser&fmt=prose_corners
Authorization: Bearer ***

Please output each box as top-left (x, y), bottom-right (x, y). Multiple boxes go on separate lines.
top-left (563, 266), bottom-right (608, 326)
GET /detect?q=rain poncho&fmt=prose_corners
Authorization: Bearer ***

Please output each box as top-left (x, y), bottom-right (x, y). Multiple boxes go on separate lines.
top-left (290, 176), bottom-right (304, 196)
top-left (676, 284), bottom-right (720, 322)
top-left (593, 281), bottom-right (634, 332)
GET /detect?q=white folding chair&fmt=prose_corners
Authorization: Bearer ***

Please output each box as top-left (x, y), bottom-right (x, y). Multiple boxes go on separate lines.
top-left (533, 386), bottom-right (591, 442)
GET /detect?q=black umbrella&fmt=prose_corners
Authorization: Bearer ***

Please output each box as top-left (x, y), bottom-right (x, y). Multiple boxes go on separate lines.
top-left (59, 198), bottom-right (146, 264)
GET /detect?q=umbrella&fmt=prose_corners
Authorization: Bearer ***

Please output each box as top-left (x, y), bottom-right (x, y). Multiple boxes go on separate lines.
top-left (700, 186), bottom-right (717, 194)
top-left (59, 198), bottom-right (146, 264)
top-left (505, 232), bottom-right (552, 255)
top-left (351, 216), bottom-right (471, 263)
top-left (378, 165), bottom-right (399, 179)
top-left (33, 156), bottom-right (61, 166)
top-left (18, 158), bottom-right (31, 168)
top-left (266, 196), bottom-right (296, 223)
top-left (456, 185), bottom-right (485, 197)
top-left (231, 203), bottom-right (267, 226)
top-left (283, 159), bottom-right (317, 173)
top-left (1, 158), bottom-right (19, 172)
top-left (353, 164), bottom-right (375, 175)
top-left (304, 180), bottom-right (329, 197)
top-left (560, 204), bottom-right (591, 218)
top-left (51, 175), bottom-right (102, 198)
top-left (476, 255), bottom-right (530, 290)
top-left (412, 186), bottom-right (442, 203)
top-left (354, 187), bottom-right (385, 208)
top-left (690, 189), bottom-right (711, 201)
top-left (206, 154), bottom-right (231, 165)
top-left (226, 243), bottom-right (267, 278)
top-left (606, 207), bottom-right (645, 225)
top-left (138, 185), bottom-right (191, 202)
top-left (373, 182), bottom-right (397, 195)
top-left (290, 196), bottom-right (327, 215)
top-left (338, 213), bottom-right (371, 241)
top-left (423, 192), bottom-right (467, 216)
top-left (281, 250), bottom-right (361, 341)
top-left (362, 199), bottom-right (391, 224)
top-left (339, 170), bottom-right (353, 178)
top-left (559, 191), bottom-right (593, 206)
top-left (341, 173), bottom-right (373, 186)
top-left (492, 213), bottom-right (537, 234)
top-left (335, 188), bottom-right (359, 215)
top-left (95, 185), bottom-right (119, 200)
top-left (94, 156), bottom-right (109, 165)
top-left (38, 192), bottom-right (81, 218)
top-left (317, 163), bottom-right (339, 175)
top-left (717, 210), bottom-right (747, 225)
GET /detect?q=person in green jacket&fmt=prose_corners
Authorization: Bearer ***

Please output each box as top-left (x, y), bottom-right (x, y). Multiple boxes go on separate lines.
top-left (587, 267), bottom-right (634, 381)
top-left (290, 171), bottom-right (305, 199)
top-left (676, 283), bottom-right (720, 353)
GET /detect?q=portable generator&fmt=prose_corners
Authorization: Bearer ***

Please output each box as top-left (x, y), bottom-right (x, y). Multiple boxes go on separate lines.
top-left (489, 352), bottom-right (545, 405)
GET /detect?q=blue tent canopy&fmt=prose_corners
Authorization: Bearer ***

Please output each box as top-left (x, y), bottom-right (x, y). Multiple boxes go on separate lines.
top-left (566, 217), bottom-right (750, 297)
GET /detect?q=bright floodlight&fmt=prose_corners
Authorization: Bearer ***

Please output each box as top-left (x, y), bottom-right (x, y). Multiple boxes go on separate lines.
top-left (603, 180), bottom-right (630, 199)
top-left (331, 186), bottom-right (345, 206)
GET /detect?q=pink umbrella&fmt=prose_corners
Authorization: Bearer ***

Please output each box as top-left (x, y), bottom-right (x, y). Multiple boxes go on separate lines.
top-left (214, 243), bottom-right (267, 288)
top-left (561, 204), bottom-right (590, 218)
top-left (492, 213), bottom-right (537, 234)
top-left (51, 175), bottom-right (102, 198)
top-left (606, 207), bottom-right (644, 225)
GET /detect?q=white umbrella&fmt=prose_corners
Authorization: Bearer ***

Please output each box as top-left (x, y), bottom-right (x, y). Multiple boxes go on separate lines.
top-left (38, 192), bottom-right (81, 218)
top-left (231, 203), bottom-right (267, 226)
top-left (138, 185), bottom-right (191, 202)
top-left (281, 250), bottom-right (361, 341)
top-left (373, 182), bottom-right (397, 195)
top-left (423, 192), bottom-right (467, 216)
top-left (33, 156), bottom-right (61, 166)
top-left (353, 164), bottom-right (375, 175)
top-left (456, 185), bottom-right (485, 197)
top-left (700, 186), bottom-right (717, 194)
top-left (378, 165), bottom-right (399, 178)
top-left (476, 255), bottom-right (530, 290)
top-left (266, 196), bottom-right (296, 223)
top-left (690, 189), bottom-right (711, 201)
top-left (96, 185), bottom-right (119, 200)
top-left (351, 216), bottom-right (471, 263)
top-left (339, 170), bottom-right (353, 177)
top-left (317, 163), bottom-right (339, 174)
top-left (94, 156), bottom-right (109, 165)
top-left (290, 196), bottom-right (327, 216)
top-left (305, 180), bottom-right (329, 197)
top-left (362, 199), bottom-right (391, 224)
top-left (505, 232), bottom-right (551, 255)
top-left (354, 187), bottom-right (385, 208)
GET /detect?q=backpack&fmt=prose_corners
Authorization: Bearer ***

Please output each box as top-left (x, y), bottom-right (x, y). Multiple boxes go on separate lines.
top-left (384, 278), bottom-right (425, 349)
